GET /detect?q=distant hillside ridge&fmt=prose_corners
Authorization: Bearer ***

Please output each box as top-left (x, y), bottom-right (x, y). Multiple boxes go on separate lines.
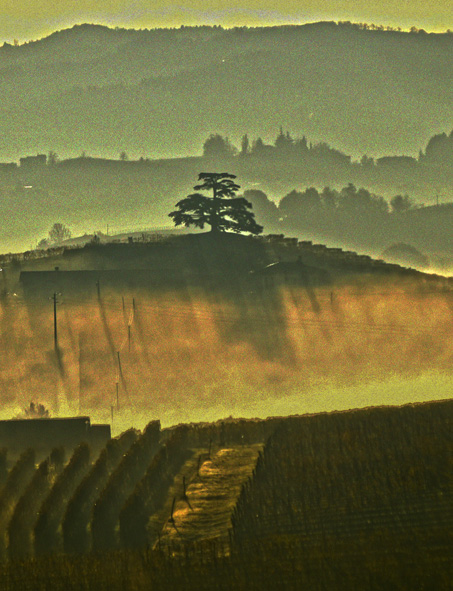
top-left (0, 151), bottom-right (451, 259)
top-left (12, 232), bottom-right (453, 301)
top-left (0, 21), bottom-right (451, 161)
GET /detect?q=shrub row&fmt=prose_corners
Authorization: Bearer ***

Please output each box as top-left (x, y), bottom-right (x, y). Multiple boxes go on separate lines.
top-left (0, 448), bottom-right (8, 485)
top-left (62, 428), bottom-right (138, 553)
top-left (8, 455), bottom-right (61, 560)
top-left (0, 449), bottom-right (35, 558)
top-left (34, 442), bottom-right (91, 556)
top-left (91, 420), bottom-right (161, 551)
top-left (119, 424), bottom-right (192, 549)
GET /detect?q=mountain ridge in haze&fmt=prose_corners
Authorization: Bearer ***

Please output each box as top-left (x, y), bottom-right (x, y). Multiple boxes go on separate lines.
top-left (0, 21), bottom-right (451, 161)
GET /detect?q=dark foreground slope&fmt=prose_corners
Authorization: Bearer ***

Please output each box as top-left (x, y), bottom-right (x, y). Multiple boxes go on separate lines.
top-left (0, 398), bottom-right (450, 590)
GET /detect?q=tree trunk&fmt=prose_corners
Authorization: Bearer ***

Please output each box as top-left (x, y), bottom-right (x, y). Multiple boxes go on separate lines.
top-left (210, 185), bottom-right (220, 233)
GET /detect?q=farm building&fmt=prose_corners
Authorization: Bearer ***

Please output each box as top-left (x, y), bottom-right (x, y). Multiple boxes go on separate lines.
top-left (0, 417), bottom-right (110, 457)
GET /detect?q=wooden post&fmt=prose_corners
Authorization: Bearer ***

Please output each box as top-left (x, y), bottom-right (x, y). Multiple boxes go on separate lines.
top-left (53, 292), bottom-right (58, 351)
top-left (78, 333), bottom-right (82, 415)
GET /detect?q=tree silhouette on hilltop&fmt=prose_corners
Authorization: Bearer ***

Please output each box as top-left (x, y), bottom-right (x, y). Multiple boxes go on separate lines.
top-left (169, 172), bottom-right (263, 235)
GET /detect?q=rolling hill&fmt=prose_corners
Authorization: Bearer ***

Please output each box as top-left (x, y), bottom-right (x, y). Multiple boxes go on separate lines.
top-left (0, 22), bottom-right (452, 161)
top-left (0, 232), bottom-right (451, 424)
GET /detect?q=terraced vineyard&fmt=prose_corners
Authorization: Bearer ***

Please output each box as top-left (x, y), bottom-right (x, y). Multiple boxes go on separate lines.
top-left (0, 399), bottom-right (450, 590)
top-left (0, 417), bottom-right (267, 562)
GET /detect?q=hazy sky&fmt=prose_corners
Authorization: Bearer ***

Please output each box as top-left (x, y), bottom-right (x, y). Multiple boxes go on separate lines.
top-left (1, 0), bottom-right (452, 44)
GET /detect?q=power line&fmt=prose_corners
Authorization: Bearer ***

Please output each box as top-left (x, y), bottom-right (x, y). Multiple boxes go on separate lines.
top-left (1, 298), bottom-right (451, 337)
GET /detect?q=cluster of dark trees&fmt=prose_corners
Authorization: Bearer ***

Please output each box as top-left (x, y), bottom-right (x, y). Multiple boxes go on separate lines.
top-left (204, 130), bottom-right (350, 167)
top-left (243, 184), bottom-right (413, 230)
top-left (270, 183), bottom-right (411, 217)
top-left (203, 129), bottom-right (453, 170)
top-left (241, 183), bottom-right (453, 253)
top-left (8, 127), bottom-right (451, 171)
top-left (420, 131), bottom-right (453, 165)
top-left (167, 171), bottom-right (447, 256)
top-left (168, 172), bottom-right (414, 237)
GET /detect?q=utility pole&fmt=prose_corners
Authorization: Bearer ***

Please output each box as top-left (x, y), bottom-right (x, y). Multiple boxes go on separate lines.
top-left (0, 267), bottom-right (5, 297)
top-left (78, 333), bottom-right (82, 415)
top-left (52, 292), bottom-right (59, 351)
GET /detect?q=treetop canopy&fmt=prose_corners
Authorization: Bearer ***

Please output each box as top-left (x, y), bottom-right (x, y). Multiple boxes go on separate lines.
top-left (169, 172), bottom-right (263, 235)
